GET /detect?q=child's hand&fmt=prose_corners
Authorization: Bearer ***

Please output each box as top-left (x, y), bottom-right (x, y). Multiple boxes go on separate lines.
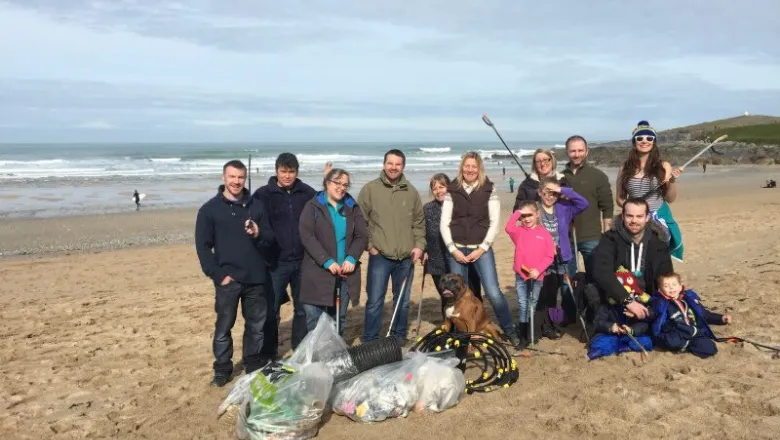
top-left (528, 269), bottom-right (540, 279)
top-left (723, 314), bottom-right (732, 324)
top-left (610, 323), bottom-right (620, 334)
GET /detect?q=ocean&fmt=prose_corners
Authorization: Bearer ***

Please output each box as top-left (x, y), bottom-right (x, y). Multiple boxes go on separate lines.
top-left (0, 141), bottom-right (561, 218)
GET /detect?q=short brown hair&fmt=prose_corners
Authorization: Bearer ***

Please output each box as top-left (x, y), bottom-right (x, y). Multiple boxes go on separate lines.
top-left (516, 200), bottom-right (538, 212)
top-left (657, 272), bottom-right (682, 286)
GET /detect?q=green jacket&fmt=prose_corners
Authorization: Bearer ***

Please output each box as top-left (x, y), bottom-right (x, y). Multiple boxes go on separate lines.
top-left (357, 171), bottom-right (426, 260)
top-left (561, 161), bottom-right (614, 242)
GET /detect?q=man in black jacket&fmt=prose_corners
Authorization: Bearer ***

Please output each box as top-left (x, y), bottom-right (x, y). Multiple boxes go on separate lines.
top-left (195, 160), bottom-right (273, 387)
top-left (592, 197), bottom-right (673, 321)
top-left (252, 153), bottom-right (316, 356)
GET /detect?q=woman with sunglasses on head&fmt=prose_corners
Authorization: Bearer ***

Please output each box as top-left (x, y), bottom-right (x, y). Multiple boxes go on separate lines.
top-left (616, 121), bottom-right (685, 260)
top-left (512, 148), bottom-right (569, 211)
top-left (298, 168), bottom-right (368, 337)
top-left (441, 152), bottom-right (522, 348)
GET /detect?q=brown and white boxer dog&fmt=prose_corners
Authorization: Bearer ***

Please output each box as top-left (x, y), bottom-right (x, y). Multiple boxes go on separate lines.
top-left (440, 273), bottom-right (504, 341)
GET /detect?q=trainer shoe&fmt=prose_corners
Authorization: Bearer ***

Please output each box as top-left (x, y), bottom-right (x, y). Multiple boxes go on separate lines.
top-left (210, 374), bottom-right (230, 388)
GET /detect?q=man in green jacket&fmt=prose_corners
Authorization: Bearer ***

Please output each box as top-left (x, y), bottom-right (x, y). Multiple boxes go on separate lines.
top-left (561, 135), bottom-right (614, 279)
top-left (358, 149), bottom-right (426, 343)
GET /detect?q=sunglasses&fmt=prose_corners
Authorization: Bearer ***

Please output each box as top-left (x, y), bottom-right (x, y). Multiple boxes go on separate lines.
top-left (541, 190), bottom-right (559, 197)
top-left (634, 135), bottom-right (655, 142)
top-left (519, 212), bottom-right (535, 219)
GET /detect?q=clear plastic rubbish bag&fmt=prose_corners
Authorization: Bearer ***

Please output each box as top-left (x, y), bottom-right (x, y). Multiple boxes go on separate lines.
top-left (235, 361), bottom-right (333, 440)
top-left (218, 313), bottom-right (349, 439)
top-left (414, 355), bottom-right (464, 413)
top-left (329, 351), bottom-right (465, 423)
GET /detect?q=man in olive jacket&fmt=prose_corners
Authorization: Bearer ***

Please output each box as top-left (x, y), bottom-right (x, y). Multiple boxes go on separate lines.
top-left (358, 149), bottom-right (426, 343)
top-left (561, 135), bottom-right (614, 279)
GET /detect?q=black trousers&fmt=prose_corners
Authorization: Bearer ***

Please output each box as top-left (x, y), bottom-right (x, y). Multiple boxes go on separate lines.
top-left (213, 281), bottom-right (268, 376)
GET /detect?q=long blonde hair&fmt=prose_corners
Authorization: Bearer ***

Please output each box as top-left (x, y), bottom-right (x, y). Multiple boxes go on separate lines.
top-left (532, 148), bottom-right (557, 176)
top-left (455, 151), bottom-right (487, 189)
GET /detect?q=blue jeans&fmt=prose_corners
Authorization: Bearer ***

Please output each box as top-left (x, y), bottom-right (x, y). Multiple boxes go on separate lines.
top-left (303, 279), bottom-right (350, 336)
top-left (445, 247), bottom-right (514, 334)
top-left (568, 239), bottom-right (600, 280)
top-left (362, 254), bottom-right (414, 342)
top-left (270, 260), bottom-right (307, 349)
top-left (515, 275), bottom-right (543, 323)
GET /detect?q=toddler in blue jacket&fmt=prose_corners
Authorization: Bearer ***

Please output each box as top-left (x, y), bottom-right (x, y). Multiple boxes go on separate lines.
top-left (651, 272), bottom-right (732, 358)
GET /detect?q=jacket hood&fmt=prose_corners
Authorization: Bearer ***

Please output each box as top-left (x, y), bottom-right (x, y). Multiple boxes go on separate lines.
top-left (609, 214), bottom-right (670, 244)
top-left (217, 185), bottom-right (251, 204)
top-left (314, 191), bottom-right (357, 209)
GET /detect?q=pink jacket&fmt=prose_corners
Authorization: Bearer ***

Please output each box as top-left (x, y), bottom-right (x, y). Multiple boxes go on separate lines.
top-left (504, 211), bottom-right (556, 281)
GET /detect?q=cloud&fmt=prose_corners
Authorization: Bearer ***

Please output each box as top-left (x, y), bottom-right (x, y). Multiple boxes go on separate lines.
top-left (0, 0), bottom-right (778, 142)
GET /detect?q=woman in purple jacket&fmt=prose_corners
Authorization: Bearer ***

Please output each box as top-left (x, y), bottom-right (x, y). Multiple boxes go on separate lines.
top-left (535, 176), bottom-right (589, 338)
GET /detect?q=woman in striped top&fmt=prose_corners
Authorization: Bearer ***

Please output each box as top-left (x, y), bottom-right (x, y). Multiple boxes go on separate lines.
top-left (616, 120), bottom-right (682, 209)
top-left (616, 120), bottom-right (685, 261)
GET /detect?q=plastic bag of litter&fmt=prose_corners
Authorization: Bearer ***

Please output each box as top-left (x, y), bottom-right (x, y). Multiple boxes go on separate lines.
top-left (235, 361), bottom-right (333, 440)
top-left (330, 352), bottom-right (426, 423)
top-left (329, 351), bottom-right (465, 423)
top-left (218, 314), bottom-right (352, 440)
top-left (413, 355), bottom-right (465, 413)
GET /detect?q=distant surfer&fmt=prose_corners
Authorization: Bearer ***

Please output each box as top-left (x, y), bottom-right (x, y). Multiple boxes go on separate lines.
top-left (133, 190), bottom-right (141, 210)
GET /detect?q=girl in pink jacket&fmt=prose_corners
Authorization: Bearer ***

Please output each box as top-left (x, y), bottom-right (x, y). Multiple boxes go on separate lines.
top-left (505, 200), bottom-right (555, 348)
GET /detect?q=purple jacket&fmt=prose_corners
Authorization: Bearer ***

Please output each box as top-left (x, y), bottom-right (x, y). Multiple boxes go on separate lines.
top-left (550, 187), bottom-right (589, 262)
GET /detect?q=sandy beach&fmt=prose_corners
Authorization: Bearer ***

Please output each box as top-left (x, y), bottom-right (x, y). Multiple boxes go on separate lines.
top-left (2, 165), bottom-right (780, 440)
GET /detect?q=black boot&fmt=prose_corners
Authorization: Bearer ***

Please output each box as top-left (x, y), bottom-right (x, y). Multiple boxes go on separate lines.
top-left (515, 323), bottom-right (529, 349)
top-left (531, 310), bottom-right (545, 345)
top-left (540, 309), bottom-right (564, 340)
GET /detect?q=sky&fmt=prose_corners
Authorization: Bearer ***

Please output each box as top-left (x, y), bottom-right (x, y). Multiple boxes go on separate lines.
top-left (1, 0), bottom-right (779, 143)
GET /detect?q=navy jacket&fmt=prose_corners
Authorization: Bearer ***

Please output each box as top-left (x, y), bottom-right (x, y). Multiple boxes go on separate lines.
top-left (252, 177), bottom-right (316, 266)
top-left (651, 289), bottom-right (724, 350)
top-left (195, 186), bottom-right (272, 285)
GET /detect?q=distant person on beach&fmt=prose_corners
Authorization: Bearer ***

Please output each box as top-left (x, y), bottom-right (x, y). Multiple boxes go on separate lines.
top-left (423, 172), bottom-right (483, 320)
top-left (509, 177), bottom-right (515, 193)
top-left (195, 160), bottom-right (273, 387)
top-left (252, 153), bottom-right (316, 358)
top-left (561, 135), bottom-right (614, 279)
top-left (702, 161), bottom-right (707, 174)
top-left (298, 168), bottom-right (368, 336)
top-left (616, 121), bottom-right (685, 261)
top-left (358, 149), bottom-right (426, 344)
top-left (441, 151), bottom-right (522, 347)
top-left (503, 167), bottom-right (506, 179)
top-left (512, 148), bottom-right (569, 211)
top-left (133, 190), bottom-right (141, 210)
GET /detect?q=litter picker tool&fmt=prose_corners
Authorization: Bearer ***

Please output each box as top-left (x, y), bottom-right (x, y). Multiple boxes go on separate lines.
top-left (717, 336), bottom-right (780, 353)
top-left (411, 262), bottom-right (427, 340)
top-left (640, 134), bottom-right (728, 200)
top-left (562, 273), bottom-right (590, 343)
top-left (623, 326), bottom-right (649, 363)
top-left (386, 271), bottom-right (413, 338)
top-left (334, 275), bottom-right (342, 335)
top-left (481, 114), bottom-right (531, 179)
